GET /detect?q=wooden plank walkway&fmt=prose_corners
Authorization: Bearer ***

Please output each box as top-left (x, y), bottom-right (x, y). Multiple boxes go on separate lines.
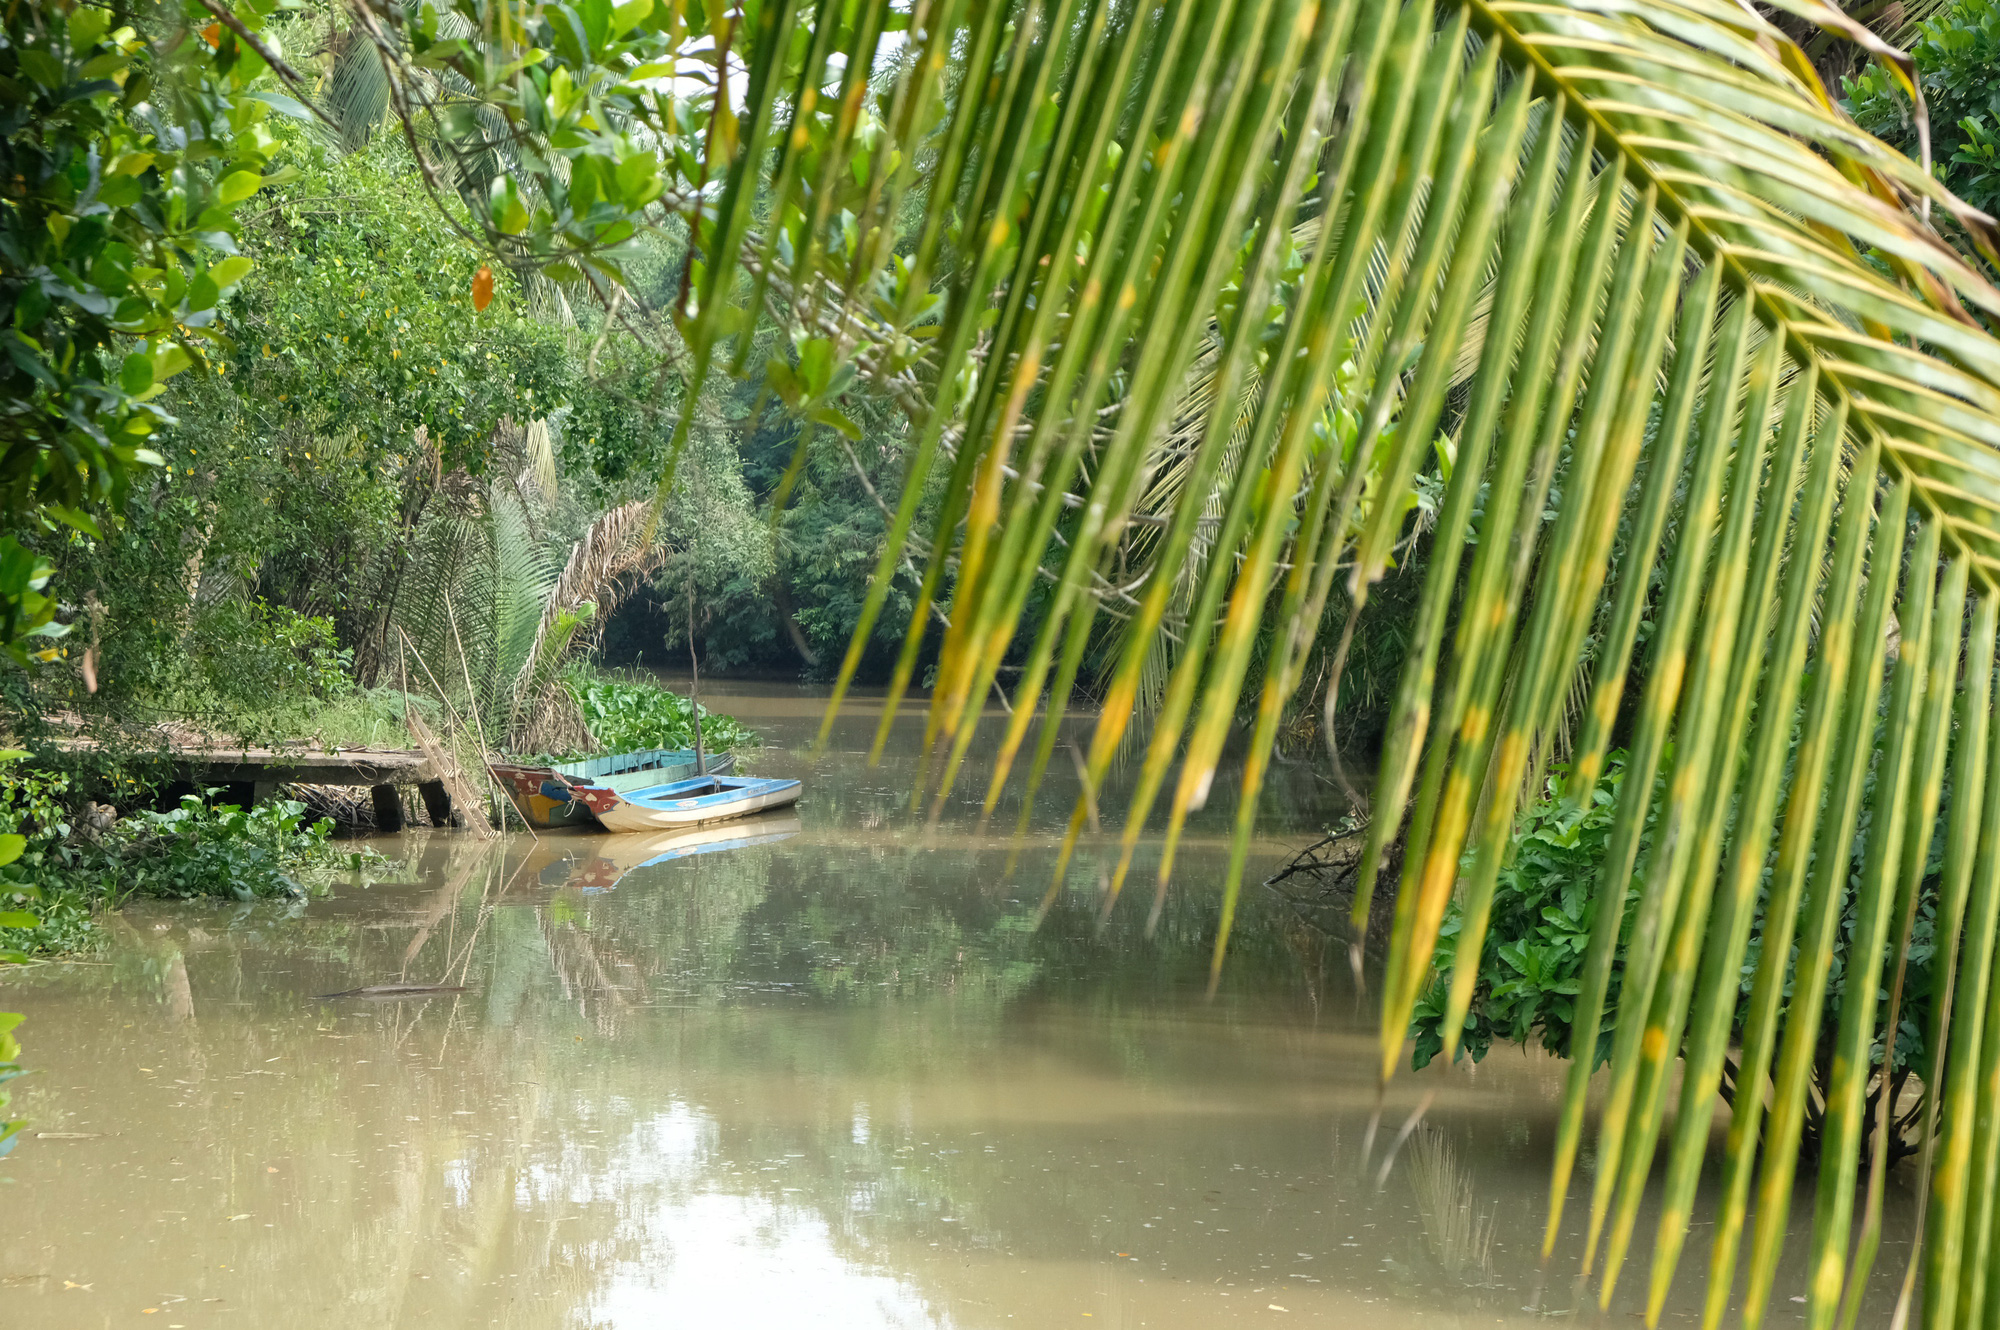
top-left (177, 748), bottom-right (457, 830)
top-left (168, 746), bottom-right (438, 786)
top-left (54, 742), bottom-right (458, 831)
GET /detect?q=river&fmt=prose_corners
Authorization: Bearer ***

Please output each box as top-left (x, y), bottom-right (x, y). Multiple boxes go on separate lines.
top-left (0, 683), bottom-right (1914, 1326)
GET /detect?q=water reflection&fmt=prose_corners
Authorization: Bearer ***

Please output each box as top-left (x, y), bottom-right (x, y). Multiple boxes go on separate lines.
top-left (0, 685), bottom-right (1918, 1327)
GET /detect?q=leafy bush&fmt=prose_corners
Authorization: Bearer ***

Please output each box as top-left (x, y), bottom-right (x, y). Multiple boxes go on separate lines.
top-left (1846, 0), bottom-right (2000, 213)
top-left (0, 756), bottom-right (351, 962)
top-left (564, 670), bottom-right (757, 756)
top-left (1412, 749), bottom-right (1946, 1153)
top-left (190, 600), bottom-right (354, 710)
top-left (0, 884), bottom-right (95, 961)
top-left (1411, 755), bottom-right (1644, 1071)
top-left (0, 0), bottom-right (285, 662)
top-left (93, 796), bottom-right (344, 902)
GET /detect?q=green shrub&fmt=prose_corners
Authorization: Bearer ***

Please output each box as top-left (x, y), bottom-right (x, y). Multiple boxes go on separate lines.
top-left (1410, 754), bottom-right (1644, 1071)
top-left (0, 756), bottom-right (353, 962)
top-left (1846, 0), bottom-right (2000, 213)
top-left (0, 885), bottom-right (95, 961)
top-left (96, 796), bottom-right (343, 902)
top-left (1412, 749), bottom-right (1945, 1142)
top-left (564, 670), bottom-right (757, 756)
top-left (190, 600), bottom-right (354, 710)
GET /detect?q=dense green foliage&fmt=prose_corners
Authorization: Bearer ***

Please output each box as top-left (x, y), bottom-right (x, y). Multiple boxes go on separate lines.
top-left (685, 388), bottom-right (929, 677)
top-left (0, 0), bottom-right (287, 659)
top-left (0, 756), bottom-right (353, 964)
top-left (1410, 758), bottom-right (1637, 1071)
top-left (1412, 750), bottom-right (1947, 1157)
top-left (23, 108), bottom-right (865, 751)
top-left (1847, 0), bottom-right (2000, 213)
top-left (41, 125), bottom-right (573, 724)
top-left (565, 670), bottom-right (756, 756)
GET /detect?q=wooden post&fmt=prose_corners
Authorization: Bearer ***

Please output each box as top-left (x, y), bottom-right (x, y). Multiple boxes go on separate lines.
top-left (370, 783), bottom-right (405, 833)
top-left (687, 571), bottom-right (705, 780)
top-left (417, 780), bottom-right (454, 827)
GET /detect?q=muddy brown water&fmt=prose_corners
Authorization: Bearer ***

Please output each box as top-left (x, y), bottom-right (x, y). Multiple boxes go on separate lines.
top-left (1, 684), bottom-right (1914, 1326)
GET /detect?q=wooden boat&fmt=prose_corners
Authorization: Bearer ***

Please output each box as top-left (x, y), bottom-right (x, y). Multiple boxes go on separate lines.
top-left (593, 773), bottom-right (802, 833)
top-left (489, 747), bottom-right (735, 830)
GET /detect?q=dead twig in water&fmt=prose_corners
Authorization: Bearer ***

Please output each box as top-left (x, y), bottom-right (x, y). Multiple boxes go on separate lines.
top-left (316, 984), bottom-right (469, 1000)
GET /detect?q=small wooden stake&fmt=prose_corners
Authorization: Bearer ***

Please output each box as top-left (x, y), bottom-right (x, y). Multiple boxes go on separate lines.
top-left (687, 570), bottom-right (705, 778)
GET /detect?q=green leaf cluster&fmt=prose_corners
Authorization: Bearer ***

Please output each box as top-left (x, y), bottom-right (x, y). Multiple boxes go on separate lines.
top-left (1415, 746), bottom-right (1952, 1161)
top-left (211, 129), bottom-right (575, 471)
top-left (0, 756), bottom-right (346, 964)
top-left (37, 128), bottom-right (612, 733)
top-left (1847, 0), bottom-right (2000, 215)
top-left (1411, 755), bottom-right (1641, 1071)
top-left (562, 668), bottom-right (755, 757)
top-left (398, 0), bottom-right (721, 285)
top-left (0, 0), bottom-right (290, 659)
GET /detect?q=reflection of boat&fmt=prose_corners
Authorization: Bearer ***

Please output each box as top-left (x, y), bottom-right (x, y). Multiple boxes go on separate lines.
top-left (489, 748), bottom-right (735, 829)
top-left (570, 813), bottom-right (804, 890)
top-left (594, 774), bottom-right (803, 833)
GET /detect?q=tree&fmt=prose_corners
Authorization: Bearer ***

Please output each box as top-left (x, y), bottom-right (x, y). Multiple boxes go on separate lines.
top-left (32, 121), bottom-right (581, 722)
top-left (0, 0), bottom-right (292, 659)
top-left (302, 0), bottom-right (2000, 1323)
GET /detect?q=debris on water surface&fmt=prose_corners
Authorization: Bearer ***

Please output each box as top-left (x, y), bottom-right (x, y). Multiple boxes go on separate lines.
top-left (314, 984), bottom-right (468, 1000)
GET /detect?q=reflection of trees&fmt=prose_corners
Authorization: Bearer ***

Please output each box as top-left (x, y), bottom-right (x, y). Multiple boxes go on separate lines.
top-left (1404, 1126), bottom-right (1497, 1285)
top-left (3, 826), bottom-right (1360, 1327)
top-left (1, 836), bottom-right (632, 1329)
top-left (539, 896), bottom-right (633, 1034)
top-left (555, 835), bottom-right (1355, 1281)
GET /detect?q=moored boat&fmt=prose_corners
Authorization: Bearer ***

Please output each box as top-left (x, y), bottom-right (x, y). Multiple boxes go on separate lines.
top-left (490, 747), bottom-right (735, 830)
top-left (592, 773), bottom-right (802, 833)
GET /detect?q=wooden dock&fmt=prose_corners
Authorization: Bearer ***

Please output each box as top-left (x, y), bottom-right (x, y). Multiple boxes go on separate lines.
top-left (60, 742), bottom-right (459, 831)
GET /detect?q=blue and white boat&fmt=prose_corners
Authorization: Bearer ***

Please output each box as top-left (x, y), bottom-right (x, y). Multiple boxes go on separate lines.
top-left (594, 773), bottom-right (803, 833)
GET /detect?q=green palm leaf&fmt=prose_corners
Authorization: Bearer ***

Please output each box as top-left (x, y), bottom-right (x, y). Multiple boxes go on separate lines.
top-left (661, 0), bottom-right (2000, 1318)
top-left (368, 0), bottom-right (2000, 1318)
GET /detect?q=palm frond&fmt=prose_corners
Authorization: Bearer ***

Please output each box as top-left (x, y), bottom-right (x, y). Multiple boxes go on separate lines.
top-left (652, 0), bottom-right (2000, 1320)
top-left (353, 0), bottom-right (2000, 1315)
top-left (319, 21), bottom-right (390, 151)
top-left (507, 498), bottom-right (662, 752)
